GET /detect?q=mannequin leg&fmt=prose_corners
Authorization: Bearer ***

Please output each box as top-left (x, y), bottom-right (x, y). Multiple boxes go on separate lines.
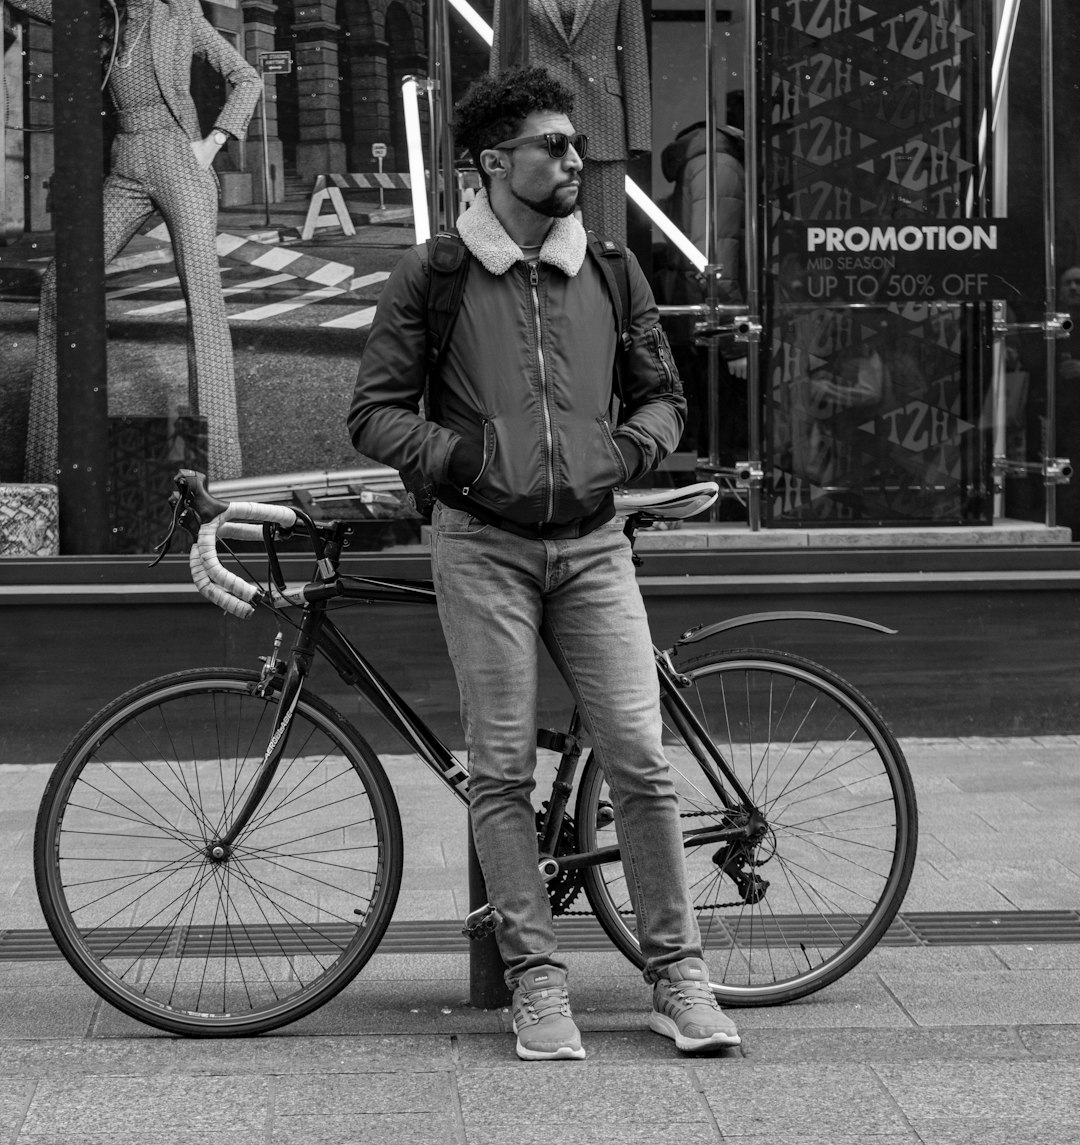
top-left (24, 170), bottom-right (156, 483)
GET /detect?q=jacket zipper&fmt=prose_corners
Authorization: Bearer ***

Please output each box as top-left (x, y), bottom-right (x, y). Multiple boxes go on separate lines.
top-left (650, 325), bottom-right (678, 390)
top-left (529, 262), bottom-right (556, 522)
top-left (598, 417), bottom-right (629, 483)
top-left (462, 419), bottom-right (494, 496)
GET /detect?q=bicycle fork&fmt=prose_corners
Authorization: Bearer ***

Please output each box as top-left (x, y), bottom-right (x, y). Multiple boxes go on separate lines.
top-left (209, 616), bottom-right (321, 859)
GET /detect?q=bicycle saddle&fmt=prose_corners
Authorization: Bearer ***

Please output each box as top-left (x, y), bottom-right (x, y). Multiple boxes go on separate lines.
top-left (613, 481), bottom-right (719, 520)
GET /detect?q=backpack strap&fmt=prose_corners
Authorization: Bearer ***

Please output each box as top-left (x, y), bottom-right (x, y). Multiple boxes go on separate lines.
top-left (424, 228), bottom-right (472, 390)
top-left (586, 230), bottom-right (632, 410)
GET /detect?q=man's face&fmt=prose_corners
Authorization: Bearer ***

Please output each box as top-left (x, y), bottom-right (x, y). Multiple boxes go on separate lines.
top-left (500, 111), bottom-right (583, 219)
top-left (1062, 267), bottom-right (1080, 308)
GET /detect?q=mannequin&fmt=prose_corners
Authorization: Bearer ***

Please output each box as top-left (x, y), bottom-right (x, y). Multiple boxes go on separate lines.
top-left (7, 0), bottom-right (261, 482)
top-left (491, 0), bottom-right (650, 242)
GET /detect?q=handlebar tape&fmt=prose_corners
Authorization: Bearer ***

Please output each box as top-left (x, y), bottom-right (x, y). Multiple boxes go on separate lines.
top-left (189, 501), bottom-right (298, 617)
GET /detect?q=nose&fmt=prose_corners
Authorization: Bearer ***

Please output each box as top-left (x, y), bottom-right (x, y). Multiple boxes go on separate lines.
top-left (564, 143), bottom-right (583, 171)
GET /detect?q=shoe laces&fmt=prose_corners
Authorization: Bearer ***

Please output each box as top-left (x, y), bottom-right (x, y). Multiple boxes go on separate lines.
top-left (662, 977), bottom-right (720, 1012)
top-left (519, 985), bottom-right (571, 1024)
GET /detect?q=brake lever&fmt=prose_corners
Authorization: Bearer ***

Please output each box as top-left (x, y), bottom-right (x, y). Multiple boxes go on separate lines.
top-left (148, 491), bottom-right (184, 568)
top-left (148, 477), bottom-right (204, 568)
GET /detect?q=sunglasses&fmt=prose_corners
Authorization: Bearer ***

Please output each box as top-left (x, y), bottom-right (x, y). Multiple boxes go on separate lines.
top-left (493, 132), bottom-right (588, 159)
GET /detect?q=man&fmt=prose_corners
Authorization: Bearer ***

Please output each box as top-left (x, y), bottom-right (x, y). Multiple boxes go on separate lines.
top-left (348, 66), bottom-right (739, 1062)
top-left (7, 0), bottom-right (261, 481)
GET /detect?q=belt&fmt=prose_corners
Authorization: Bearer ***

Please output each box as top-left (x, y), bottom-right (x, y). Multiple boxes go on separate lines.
top-left (114, 105), bottom-right (178, 134)
top-left (437, 487), bottom-right (615, 540)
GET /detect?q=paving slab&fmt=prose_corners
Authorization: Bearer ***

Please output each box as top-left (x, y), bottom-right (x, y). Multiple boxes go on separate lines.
top-left (878, 967), bottom-right (1080, 1026)
top-left (0, 1035), bottom-right (458, 1077)
top-left (873, 1061), bottom-right (1080, 1141)
top-left (694, 1062), bottom-right (909, 1137)
top-left (272, 1071), bottom-right (454, 1115)
top-left (17, 1075), bottom-right (268, 1145)
top-left (1018, 1024), bottom-right (1080, 1058)
top-left (0, 985), bottom-right (97, 1040)
top-left (269, 1111), bottom-right (458, 1145)
top-left (461, 1122), bottom-right (719, 1145)
top-left (456, 1064), bottom-right (714, 1131)
top-left (0, 1083), bottom-right (35, 1145)
top-left (737, 1025), bottom-right (1028, 1063)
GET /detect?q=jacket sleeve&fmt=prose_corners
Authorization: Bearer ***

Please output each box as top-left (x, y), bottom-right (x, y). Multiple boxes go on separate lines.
top-left (617, 0), bottom-right (652, 153)
top-left (347, 248), bottom-right (461, 485)
top-left (188, 1), bottom-right (262, 141)
top-left (611, 249), bottom-right (687, 476)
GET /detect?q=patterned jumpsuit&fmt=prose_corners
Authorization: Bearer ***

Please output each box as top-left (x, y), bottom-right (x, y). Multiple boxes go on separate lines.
top-left (15, 0), bottom-right (261, 482)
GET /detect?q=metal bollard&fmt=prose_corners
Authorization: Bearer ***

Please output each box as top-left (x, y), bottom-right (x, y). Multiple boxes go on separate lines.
top-left (467, 822), bottom-right (511, 1009)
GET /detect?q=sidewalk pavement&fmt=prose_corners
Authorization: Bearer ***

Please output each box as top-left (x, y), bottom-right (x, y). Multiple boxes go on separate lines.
top-left (3, 735), bottom-right (1080, 1142)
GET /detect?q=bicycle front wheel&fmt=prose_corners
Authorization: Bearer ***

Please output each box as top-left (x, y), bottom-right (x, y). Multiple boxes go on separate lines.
top-left (34, 668), bottom-right (403, 1035)
top-left (577, 649), bottom-right (917, 1006)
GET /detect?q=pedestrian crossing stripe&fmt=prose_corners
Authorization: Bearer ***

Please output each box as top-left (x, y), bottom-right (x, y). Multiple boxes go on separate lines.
top-left (113, 263), bottom-right (388, 326)
top-left (142, 223), bottom-right (357, 288)
top-left (216, 234), bottom-right (356, 287)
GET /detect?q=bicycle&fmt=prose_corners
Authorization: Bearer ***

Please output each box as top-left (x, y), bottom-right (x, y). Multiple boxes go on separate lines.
top-left (33, 471), bottom-right (918, 1036)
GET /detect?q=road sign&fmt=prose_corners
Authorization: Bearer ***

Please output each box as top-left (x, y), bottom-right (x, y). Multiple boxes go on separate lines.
top-left (372, 143), bottom-right (387, 159)
top-left (259, 51), bottom-right (292, 74)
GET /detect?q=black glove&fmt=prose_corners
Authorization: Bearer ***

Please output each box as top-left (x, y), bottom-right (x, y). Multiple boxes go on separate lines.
top-left (616, 437), bottom-right (644, 481)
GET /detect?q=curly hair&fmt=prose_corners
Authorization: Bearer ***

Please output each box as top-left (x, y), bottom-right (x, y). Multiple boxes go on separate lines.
top-left (453, 66), bottom-right (575, 186)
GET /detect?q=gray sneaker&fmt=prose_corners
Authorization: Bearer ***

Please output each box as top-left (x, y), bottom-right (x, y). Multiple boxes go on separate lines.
top-left (649, 957), bottom-right (741, 1051)
top-left (511, 966), bottom-right (586, 1061)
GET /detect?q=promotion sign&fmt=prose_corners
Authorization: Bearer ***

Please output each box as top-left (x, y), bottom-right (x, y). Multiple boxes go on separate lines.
top-left (777, 218), bottom-right (1041, 304)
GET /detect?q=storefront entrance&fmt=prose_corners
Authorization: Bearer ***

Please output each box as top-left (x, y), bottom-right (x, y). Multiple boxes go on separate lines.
top-left (656, 0), bottom-right (1062, 531)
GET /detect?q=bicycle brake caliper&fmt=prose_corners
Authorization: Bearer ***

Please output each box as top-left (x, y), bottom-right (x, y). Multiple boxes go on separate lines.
top-left (256, 631), bottom-right (285, 696)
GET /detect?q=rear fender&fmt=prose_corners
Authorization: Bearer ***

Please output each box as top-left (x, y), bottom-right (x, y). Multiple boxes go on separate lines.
top-left (672, 610), bottom-right (897, 654)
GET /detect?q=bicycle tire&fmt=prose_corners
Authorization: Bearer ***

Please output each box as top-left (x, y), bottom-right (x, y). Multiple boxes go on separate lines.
top-left (34, 667), bottom-right (403, 1036)
top-left (575, 648), bottom-right (917, 1006)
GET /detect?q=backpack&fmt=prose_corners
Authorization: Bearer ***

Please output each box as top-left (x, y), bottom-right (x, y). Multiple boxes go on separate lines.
top-left (405, 227), bottom-right (633, 520)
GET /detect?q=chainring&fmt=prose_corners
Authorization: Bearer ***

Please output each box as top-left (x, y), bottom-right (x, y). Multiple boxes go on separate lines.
top-left (537, 810), bottom-right (585, 915)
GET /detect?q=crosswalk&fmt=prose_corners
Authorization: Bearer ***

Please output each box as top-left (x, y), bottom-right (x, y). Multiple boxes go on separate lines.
top-left (105, 261), bottom-right (390, 330)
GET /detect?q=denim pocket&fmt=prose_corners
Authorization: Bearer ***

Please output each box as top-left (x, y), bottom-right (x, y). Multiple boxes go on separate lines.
top-left (433, 501), bottom-right (490, 536)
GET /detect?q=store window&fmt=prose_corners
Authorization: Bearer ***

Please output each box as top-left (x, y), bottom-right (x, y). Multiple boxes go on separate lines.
top-left (2, 0), bottom-right (1079, 555)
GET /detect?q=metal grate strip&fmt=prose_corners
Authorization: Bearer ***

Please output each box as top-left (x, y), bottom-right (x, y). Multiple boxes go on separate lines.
top-left (3, 911), bottom-right (1080, 962)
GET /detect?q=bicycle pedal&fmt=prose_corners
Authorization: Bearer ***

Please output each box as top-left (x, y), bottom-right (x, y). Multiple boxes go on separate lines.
top-left (462, 905), bottom-right (503, 940)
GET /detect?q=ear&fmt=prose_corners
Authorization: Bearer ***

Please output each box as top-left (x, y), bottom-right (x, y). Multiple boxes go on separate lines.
top-left (480, 148), bottom-right (508, 180)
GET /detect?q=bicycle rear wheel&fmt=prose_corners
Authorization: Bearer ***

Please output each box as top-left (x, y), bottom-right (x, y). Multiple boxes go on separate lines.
top-left (576, 648), bottom-right (917, 1006)
top-left (34, 668), bottom-right (402, 1035)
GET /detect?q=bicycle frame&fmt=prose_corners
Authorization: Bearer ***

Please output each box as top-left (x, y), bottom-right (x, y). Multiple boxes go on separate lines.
top-left (218, 562), bottom-right (892, 879)
top-left (205, 497), bottom-right (899, 878)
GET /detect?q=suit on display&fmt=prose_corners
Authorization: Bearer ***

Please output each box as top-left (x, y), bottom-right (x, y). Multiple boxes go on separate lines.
top-left (491, 0), bottom-right (651, 242)
top-left (8, 0), bottom-right (261, 482)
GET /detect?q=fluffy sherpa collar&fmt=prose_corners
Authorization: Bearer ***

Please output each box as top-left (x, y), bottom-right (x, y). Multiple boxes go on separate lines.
top-left (456, 189), bottom-right (588, 277)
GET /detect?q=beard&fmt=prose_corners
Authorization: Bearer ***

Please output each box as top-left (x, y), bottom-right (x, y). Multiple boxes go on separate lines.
top-left (508, 179), bottom-right (580, 218)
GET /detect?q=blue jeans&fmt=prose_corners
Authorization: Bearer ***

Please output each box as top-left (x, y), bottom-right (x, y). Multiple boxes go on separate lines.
top-left (430, 501), bottom-right (704, 989)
